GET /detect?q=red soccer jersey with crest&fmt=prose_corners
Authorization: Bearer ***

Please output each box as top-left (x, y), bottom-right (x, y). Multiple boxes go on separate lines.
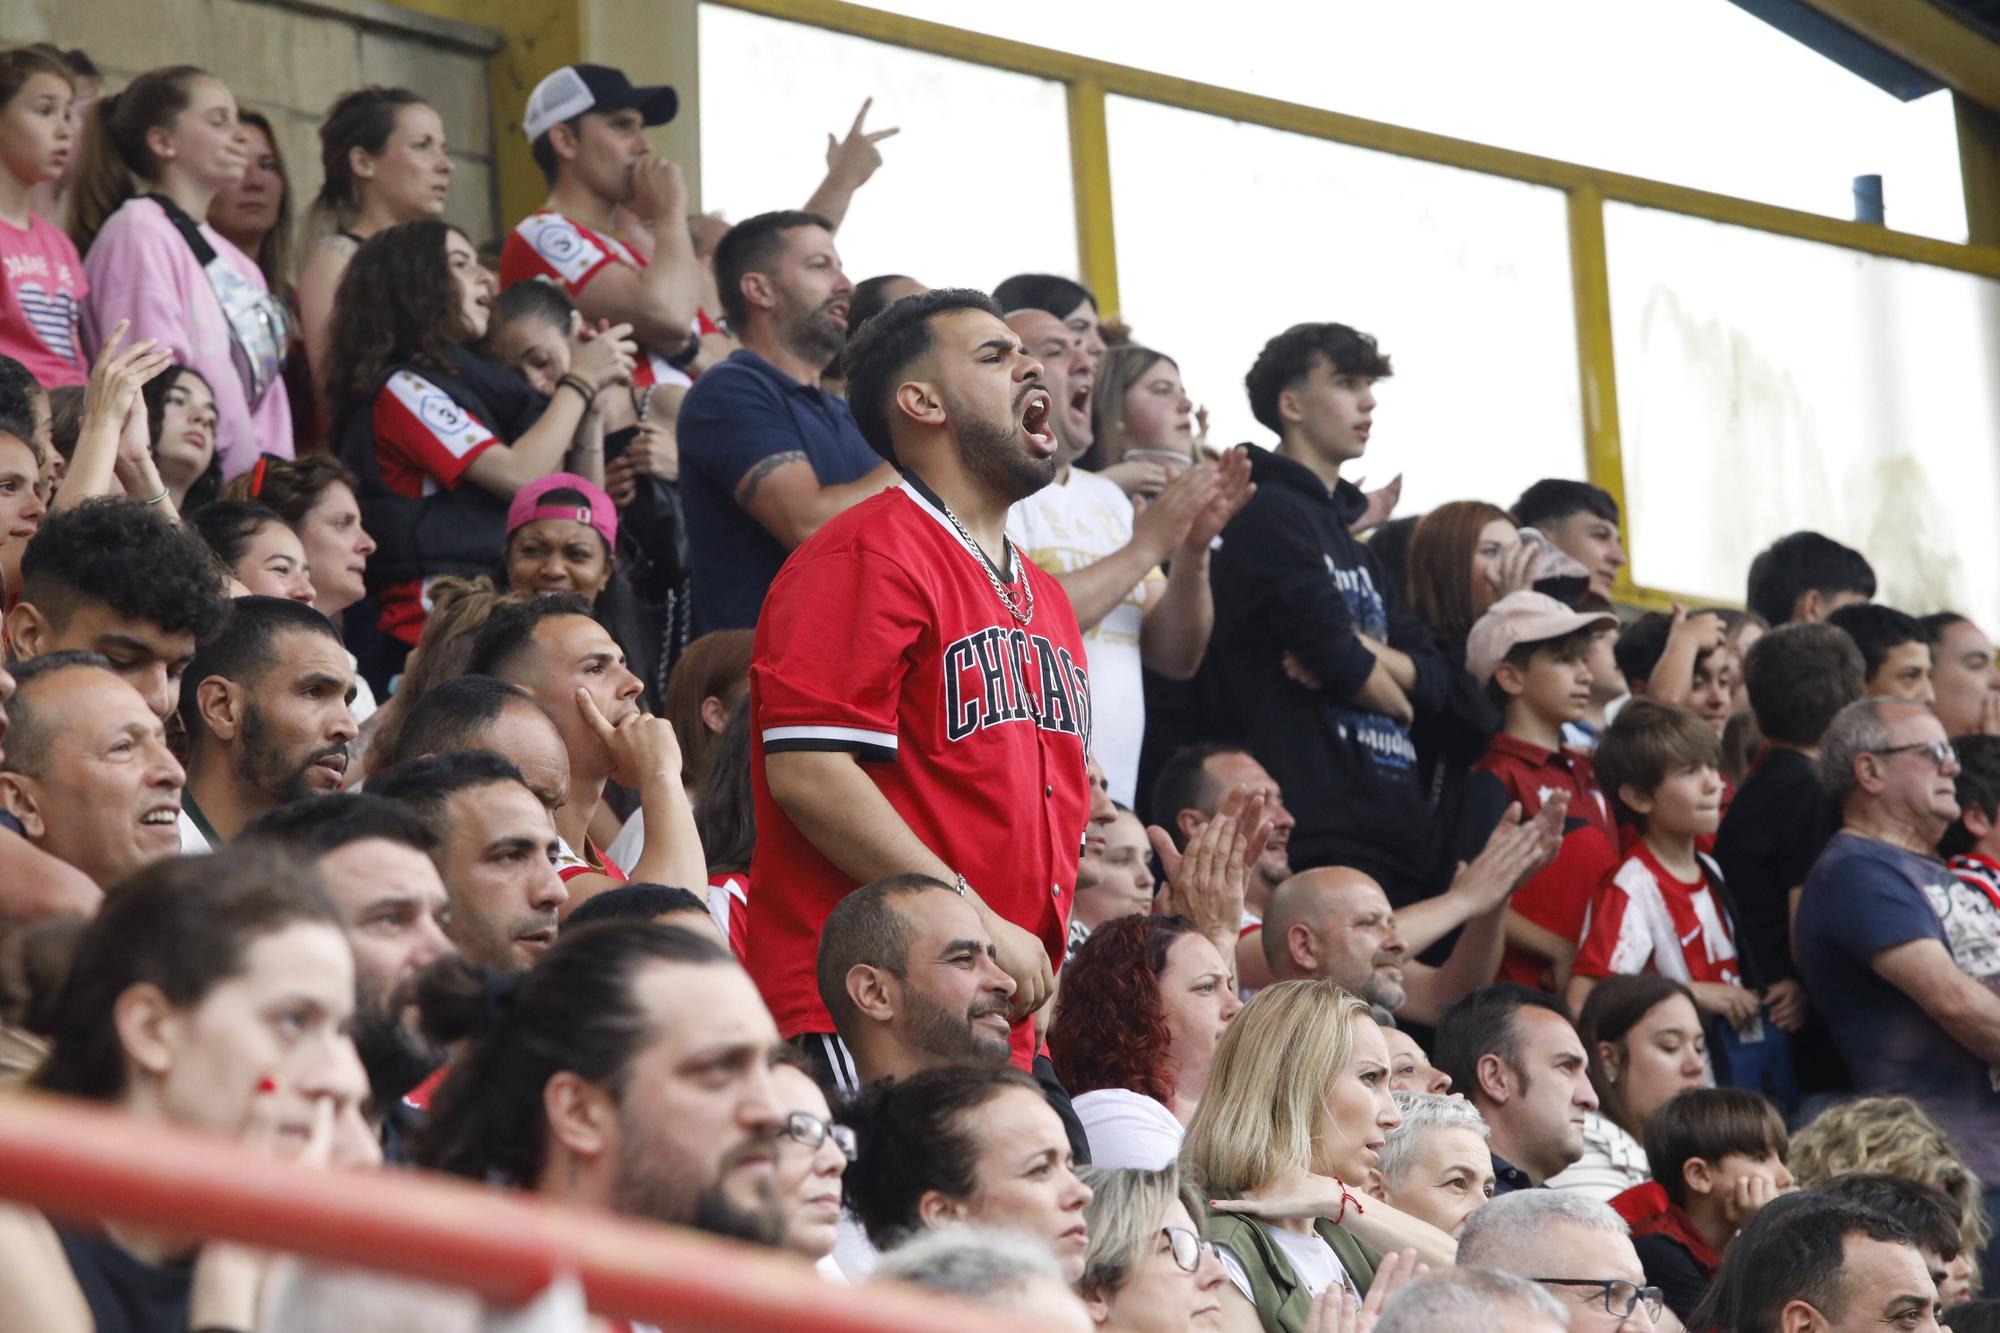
top-left (748, 476), bottom-right (1093, 1068)
top-left (499, 210), bottom-right (707, 388)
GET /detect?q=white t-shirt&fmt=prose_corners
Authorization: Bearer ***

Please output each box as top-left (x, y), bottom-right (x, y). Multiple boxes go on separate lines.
top-left (347, 651), bottom-right (378, 726)
top-left (177, 809), bottom-right (211, 854)
top-left (1074, 1088), bottom-right (1184, 1170)
top-left (607, 806), bottom-right (645, 874)
top-left (1218, 1225), bottom-right (1355, 1306)
top-left (831, 1211), bottom-right (879, 1281)
top-left (1544, 1109), bottom-right (1652, 1203)
top-left (1007, 467), bottom-right (1161, 807)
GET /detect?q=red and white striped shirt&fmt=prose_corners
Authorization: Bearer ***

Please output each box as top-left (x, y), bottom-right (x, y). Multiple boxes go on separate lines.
top-left (1574, 841), bottom-right (1741, 986)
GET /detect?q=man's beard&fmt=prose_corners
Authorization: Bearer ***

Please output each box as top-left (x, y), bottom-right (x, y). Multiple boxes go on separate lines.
top-left (350, 1003), bottom-right (444, 1107)
top-left (611, 1115), bottom-right (784, 1245)
top-left (1362, 965), bottom-right (1407, 1013)
top-left (777, 285), bottom-right (846, 369)
top-left (237, 702), bottom-right (338, 805)
top-left (950, 390), bottom-right (1057, 505)
top-left (902, 983), bottom-right (1011, 1065)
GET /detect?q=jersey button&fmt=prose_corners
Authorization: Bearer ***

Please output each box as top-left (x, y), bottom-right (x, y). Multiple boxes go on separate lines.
top-left (1044, 784), bottom-right (1054, 797)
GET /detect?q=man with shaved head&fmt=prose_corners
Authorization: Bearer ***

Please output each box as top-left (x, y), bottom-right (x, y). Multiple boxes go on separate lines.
top-left (178, 597), bottom-right (358, 848)
top-left (1262, 804), bottom-right (1560, 1023)
top-left (817, 872), bottom-right (1016, 1090)
top-left (999, 306), bottom-right (1250, 806)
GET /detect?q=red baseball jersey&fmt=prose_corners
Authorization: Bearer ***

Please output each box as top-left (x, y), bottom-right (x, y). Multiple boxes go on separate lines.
top-left (748, 476), bottom-right (1093, 1067)
top-left (499, 210), bottom-right (705, 389)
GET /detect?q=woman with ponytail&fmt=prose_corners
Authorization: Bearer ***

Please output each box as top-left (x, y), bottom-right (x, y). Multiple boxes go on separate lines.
top-left (73, 65), bottom-right (294, 476)
top-left (293, 87), bottom-right (451, 401)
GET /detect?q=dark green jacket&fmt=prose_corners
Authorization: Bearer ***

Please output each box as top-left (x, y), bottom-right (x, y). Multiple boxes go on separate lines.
top-left (1204, 1199), bottom-right (1380, 1333)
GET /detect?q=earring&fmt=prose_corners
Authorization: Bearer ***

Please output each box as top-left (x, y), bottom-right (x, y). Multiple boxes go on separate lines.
top-left (1605, 1069), bottom-right (1617, 1085)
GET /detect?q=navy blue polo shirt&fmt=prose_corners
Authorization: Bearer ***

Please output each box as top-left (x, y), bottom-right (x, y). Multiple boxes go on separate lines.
top-left (678, 349), bottom-right (883, 632)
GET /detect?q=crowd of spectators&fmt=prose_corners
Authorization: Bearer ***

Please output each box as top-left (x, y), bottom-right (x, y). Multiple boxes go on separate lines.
top-left (0, 39), bottom-right (1993, 1333)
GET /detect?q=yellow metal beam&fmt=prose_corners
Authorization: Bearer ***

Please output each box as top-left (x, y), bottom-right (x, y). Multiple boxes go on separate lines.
top-left (1064, 77), bottom-right (1121, 317)
top-left (1564, 185), bottom-right (1637, 603)
top-left (1959, 93), bottom-right (2000, 248)
top-left (709, 0), bottom-right (2000, 279)
top-left (1796, 0), bottom-right (2000, 115)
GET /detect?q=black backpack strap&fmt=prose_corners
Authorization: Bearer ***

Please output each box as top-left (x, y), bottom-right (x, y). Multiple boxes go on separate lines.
top-left (141, 193), bottom-right (218, 266)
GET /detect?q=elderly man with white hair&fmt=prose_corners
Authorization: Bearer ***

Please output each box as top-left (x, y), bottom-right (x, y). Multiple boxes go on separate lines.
top-left (1796, 694), bottom-right (2000, 1268)
top-left (1375, 1268), bottom-right (1569, 1333)
top-left (1373, 1092), bottom-right (1496, 1238)
top-left (1457, 1191), bottom-right (1668, 1333)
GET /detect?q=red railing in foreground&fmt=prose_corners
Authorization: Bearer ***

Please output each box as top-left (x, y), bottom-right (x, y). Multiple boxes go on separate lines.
top-left (0, 1089), bottom-right (1021, 1330)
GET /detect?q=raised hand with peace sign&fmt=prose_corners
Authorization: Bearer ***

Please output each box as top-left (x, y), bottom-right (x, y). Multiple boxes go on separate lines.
top-left (805, 97), bottom-right (901, 228)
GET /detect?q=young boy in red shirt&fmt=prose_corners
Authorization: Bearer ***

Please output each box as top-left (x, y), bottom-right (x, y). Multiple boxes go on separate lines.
top-left (1568, 698), bottom-right (1762, 1036)
top-left (1461, 590), bottom-right (1620, 989)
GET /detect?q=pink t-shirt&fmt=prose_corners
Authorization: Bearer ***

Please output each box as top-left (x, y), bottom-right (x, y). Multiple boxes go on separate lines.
top-left (0, 212), bottom-right (87, 387)
top-left (81, 196), bottom-right (292, 476)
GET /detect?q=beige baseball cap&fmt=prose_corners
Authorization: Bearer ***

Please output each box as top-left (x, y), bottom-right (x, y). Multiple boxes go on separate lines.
top-left (1465, 590), bottom-right (1618, 685)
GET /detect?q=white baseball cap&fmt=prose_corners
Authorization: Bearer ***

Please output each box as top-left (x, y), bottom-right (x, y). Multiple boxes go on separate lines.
top-left (523, 64), bottom-right (678, 143)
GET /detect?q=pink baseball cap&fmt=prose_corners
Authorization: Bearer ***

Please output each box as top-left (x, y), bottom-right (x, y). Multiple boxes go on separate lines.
top-left (507, 473), bottom-right (618, 552)
top-left (1465, 590), bottom-right (1618, 686)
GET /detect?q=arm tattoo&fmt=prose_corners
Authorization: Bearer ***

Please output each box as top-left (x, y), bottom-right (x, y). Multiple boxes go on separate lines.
top-left (736, 450), bottom-right (809, 507)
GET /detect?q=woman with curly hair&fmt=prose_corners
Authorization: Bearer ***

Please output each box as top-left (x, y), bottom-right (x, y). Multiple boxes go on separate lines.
top-left (1788, 1094), bottom-right (1989, 1296)
top-left (1050, 914), bottom-right (1240, 1171)
top-left (325, 219), bottom-right (632, 666)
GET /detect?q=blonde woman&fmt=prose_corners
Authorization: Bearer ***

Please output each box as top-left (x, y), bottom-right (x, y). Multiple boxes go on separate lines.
top-left (1788, 1094), bottom-right (1989, 1298)
top-left (1182, 981), bottom-right (1450, 1333)
top-left (1079, 1165), bottom-right (1233, 1331)
top-left (1084, 344), bottom-right (1199, 492)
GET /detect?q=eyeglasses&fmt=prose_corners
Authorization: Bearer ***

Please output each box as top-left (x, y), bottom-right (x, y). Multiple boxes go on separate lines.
top-left (1162, 1226), bottom-right (1218, 1273)
top-left (1869, 739), bottom-right (1958, 772)
top-left (1533, 1278), bottom-right (1664, 1321)
top-left (782, 1111), bottom-right (857, 1162)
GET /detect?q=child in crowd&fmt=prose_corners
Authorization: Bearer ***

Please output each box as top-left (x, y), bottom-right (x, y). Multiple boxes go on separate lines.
top-left (1561, 606), bottom-right (1626, 753)
top-left (1570, 699), bottom-right (1789, 1105)
top-left (1460, 590), bottom-right (1620, 988)
top-left (73, 64), bottom-right (293, 472)
top-left (1569, 700), bottom-right (1756, 1024)
top-left (0, 47), bottom-right (87, 387)
top-left (1611, 1087), bottom-right (1793, 1324)
top-left (1614, 607), bottom-right (1740, 739)
top-left (1826, 602), bottom-right (1936, 704)
top-left (1935, 734), bottom-right (2000, 987)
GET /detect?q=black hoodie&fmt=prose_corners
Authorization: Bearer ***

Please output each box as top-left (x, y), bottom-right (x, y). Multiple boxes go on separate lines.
top-left (1198, 447), bottom-right (1450, 893)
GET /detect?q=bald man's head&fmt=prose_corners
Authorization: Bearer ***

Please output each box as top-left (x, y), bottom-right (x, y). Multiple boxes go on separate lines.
top-left (1261, 867), bottom-right (1408, 1010)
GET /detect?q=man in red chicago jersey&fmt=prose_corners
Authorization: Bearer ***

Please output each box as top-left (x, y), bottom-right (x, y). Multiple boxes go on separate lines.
top-left (749, 287), bottom-right (1091, 1075)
